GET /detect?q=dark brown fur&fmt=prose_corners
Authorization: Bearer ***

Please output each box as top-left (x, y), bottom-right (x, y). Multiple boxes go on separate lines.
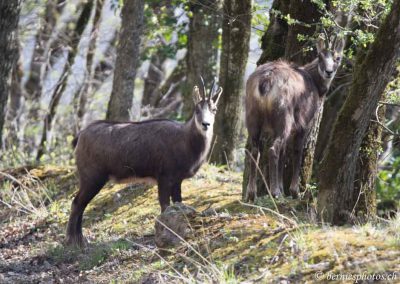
top-left (66, 86), bottom-right (222, 247)
top-left (245, 38), bottom-right (344, 200)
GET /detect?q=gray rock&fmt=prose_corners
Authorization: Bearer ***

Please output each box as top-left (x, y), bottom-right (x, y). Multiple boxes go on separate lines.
top-left (154, 203), bottom-right (197, 248)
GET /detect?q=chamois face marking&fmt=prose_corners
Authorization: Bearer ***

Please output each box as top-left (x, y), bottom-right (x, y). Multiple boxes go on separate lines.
top-left (316, 36), bottom-right (345, 81)
top-left (192, 84), bottom-right (223, 136)
top-left (194, 101), bottom-right (216, 133)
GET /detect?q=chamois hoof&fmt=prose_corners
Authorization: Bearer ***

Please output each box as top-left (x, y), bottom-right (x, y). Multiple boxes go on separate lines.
top-left (271, 190), bottom-right (282, 199)
top-left (245, 189), bottom-right (257, 203)
top-left (65, 234), bottom-right (87, 248)
top-left (289, 186), bottom-right (299, 199)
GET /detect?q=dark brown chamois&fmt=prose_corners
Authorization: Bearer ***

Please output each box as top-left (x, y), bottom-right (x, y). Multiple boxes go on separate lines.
top-left (245, 36), bottom-right (345, 201)
top-left (66, 83), bottom-right (223, 247)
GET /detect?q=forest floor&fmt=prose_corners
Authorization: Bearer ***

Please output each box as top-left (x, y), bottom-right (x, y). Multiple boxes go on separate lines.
top-left (0, 164), bottom-right (399, 283)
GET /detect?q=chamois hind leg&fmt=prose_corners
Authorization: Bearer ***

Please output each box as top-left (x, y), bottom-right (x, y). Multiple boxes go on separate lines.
top-left (289, 130), bottom-right (306, 199)
top-left (278, 142), bottom-right (286, 195)
top-left (66, 175), bottom-right (107, 247)
top-left (268, 136), bottom-right (285, 198)
top-left (245, 130), bottom-right (261, 203)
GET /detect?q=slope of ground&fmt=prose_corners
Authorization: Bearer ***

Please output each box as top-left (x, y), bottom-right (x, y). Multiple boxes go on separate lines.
top-left (0, 164), bottom-right (399, 283)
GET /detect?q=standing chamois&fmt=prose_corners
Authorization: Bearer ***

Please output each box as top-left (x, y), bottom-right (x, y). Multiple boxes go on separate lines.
top-left (245, 36), bottom-right (345, 201)
top-left (66, 83), bottom-right (223, 247)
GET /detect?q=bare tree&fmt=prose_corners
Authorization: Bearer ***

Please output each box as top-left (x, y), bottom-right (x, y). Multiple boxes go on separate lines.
top-left (0, 0), bottom-right (20, 148)
top-left (36, 1), bottom-right (94, 160)
top-left (72, 0), bottom-right (105, 135)
top-left (106, 0), bottom-right (145, 121)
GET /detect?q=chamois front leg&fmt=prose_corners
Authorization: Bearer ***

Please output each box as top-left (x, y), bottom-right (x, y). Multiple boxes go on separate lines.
top-left (171, 180), bottom-right (183, 203)
top-left (157, 177), bottom-right (173, 212)
top-left (246, 134), bottom-right (261, 203)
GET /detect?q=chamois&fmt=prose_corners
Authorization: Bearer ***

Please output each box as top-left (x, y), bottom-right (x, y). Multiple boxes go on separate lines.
top-left (245, 36), bottom-right (345, 201)
top-left (66, 83), bottom-right (223, 247)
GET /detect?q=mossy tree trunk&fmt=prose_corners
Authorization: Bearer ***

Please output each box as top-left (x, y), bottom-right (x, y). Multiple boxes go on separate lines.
top-left (182, 0), bottom-right (221, 119)
top-left (317, 0), bottom-right (400, 225)
top-left (352, 106), bottom-right (385, 221)
top-left (106, 0), bottom-right (145, 121)
top-left (0, 0), bottom-right (20, 149)
top-left (211, 0), bottom-right (251, 165)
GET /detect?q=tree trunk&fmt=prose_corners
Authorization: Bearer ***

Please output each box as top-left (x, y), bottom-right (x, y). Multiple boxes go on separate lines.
top-left (182, 0), bottom-right (222, 119)
top-left (317, 0), bottom-right (400, 225)
top-left (256, 0), bottom-right (290, 65)
top-left (106, 0), bottom-right (145, 121)
top-left (36, 1), bottom-right (93, 161)
top-left (210, 0), bottom-right (251, 165)
top-left (5, 57), bottom-right (23, 147)
top-left (242, 0), bottom-right (290, 198)
top-left (73, 0), bottom-right (104, 135)
top-left (142, 50), bottom-right (166, 107)
top-left (283, 0), bottom-right (324, 193)
top-left (0, 0), bottom-right (20, 149)
top-left (24, 0), bottom-right (63, 120)
top-left (352, 106), bottom-right (385, 222)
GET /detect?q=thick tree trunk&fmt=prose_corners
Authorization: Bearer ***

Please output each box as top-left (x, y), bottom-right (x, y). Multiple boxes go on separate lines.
top-left (0, 0), bottom-right (20, 149)
top-left (283, 0), bottom-right (324, 193)
top-left (211, 0), bottom-right (251, 165)
top-left (243, 0), bottom-right (289, 198)
top-left (182, 0), bottom-right (221, 119)
top-left (36, 1), bottom-right (93, 161)
top-left (317, 0), bottom-right (400, 225)
top-left (106, 0), bottom-right (145, 121)
top-left (256, 0), bottom-right (290, 65)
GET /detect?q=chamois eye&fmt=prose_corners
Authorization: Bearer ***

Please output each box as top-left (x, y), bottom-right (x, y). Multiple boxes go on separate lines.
top-left (335, 56), bottom-right (341, 62)
top-left (211, 108), bottom-right (217, 114)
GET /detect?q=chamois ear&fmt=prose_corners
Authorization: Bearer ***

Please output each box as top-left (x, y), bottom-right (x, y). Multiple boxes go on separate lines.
top-left (316, 36), bottom-right (325, 53)
top-left (192, 86), bottom-right (202, 104)
top-left (333, 37), bottom-right (345, 54)
top-left (211, 87), bottom-right (223, 106)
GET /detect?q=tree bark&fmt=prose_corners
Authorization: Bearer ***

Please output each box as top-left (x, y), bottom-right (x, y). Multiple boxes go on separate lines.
top-left (317, 0), bottom-right (400, 225)
top-left (36, 1), bottom-right (93, 161)
top-left (210, 0), bottom-right (251, 165)
top-left (142, 50), bottom-right (166, 107)
top-left (352, 106), bottom-right (385, 222)
top-left (182, 0), bottom-right (222, 119)
top-left (106, 0), bottom-right (145, 121)
top-left (5, 56), bottom-right (23, 147)
top-left (283, 0), bottom-right (324, 193)
top-left (257, 0), bottom-right (290, 65)
top-left (0, 0), bottom-right (20, 149)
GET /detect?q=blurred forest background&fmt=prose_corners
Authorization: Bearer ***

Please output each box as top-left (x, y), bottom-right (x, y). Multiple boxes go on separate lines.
top-left (1, 0), bottom-right (400, 282)
top-left (1, 0), bottom-right (399, 217)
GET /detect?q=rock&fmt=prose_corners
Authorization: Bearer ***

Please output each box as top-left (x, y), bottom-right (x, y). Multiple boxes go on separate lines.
top-left (154, 203), bottom-right (197, 248)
